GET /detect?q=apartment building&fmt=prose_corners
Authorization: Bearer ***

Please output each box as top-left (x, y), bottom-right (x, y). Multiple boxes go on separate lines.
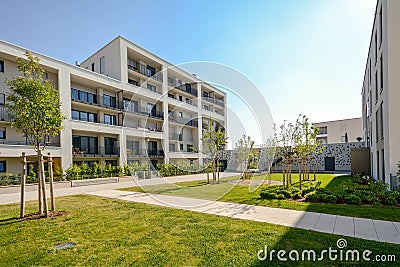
top-left (361, 0), bottom-right (400, 188)
top-left (315, 117), bottom-right (363, 144)
top-left (0, 36), bottom-right (227, 173)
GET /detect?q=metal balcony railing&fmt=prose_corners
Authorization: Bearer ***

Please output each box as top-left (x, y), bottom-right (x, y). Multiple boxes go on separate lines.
top-left (0, 140), bottom-right (61, 147)
top-left (122, 101), bottom-right (164, 119)
top-left (0, 106), bottom-right (14, 122)
top-left (169, 133), bottom-right (183, 141)
top-left (168, 116), bottom-right (198, 127)
top-left (201, 95), bottom-right (225, 107)
top-left (127, 60), bottom-right (163, 82)
top-left (72, 146), bottom-right (120, 156)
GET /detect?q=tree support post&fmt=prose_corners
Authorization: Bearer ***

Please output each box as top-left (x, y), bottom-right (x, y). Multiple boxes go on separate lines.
top-left (20, 152), bottom-right (27, 218)
top-left (39, 152), bottom-right (49, 217)
top-left (48, 153), bottom-right (55, 211)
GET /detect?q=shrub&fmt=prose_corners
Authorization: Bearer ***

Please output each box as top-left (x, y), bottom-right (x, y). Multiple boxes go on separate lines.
top-left (305, 192), bottom-right (319, 202)
top-left (260, 191), bottom-right (277, 200)
top-left (322, 194), bottom-right (337, 204)
top-left (345, 195), bottom-right (361, 205)
top-left (301, 187), bottom-right (315, 197)
top-left (276, 189), bottom-right (292, 198)
top-left (276, 194), bottom-right (286, 200)
top-left (292, 192), bottom-right (302, 200)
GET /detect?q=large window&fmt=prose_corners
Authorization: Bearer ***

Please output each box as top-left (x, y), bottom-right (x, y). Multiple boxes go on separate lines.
top-left (103, 94), bottom-right (116, 108)
top-left (375, 71), bottom-right (378, 103)
top-left (147, 83), bottom-right (156, 92)
top-left (0, 60), bottom-right (4, 73)
top-left (380, 56), bottom-right (384, 92)
top-left (128, 79), bottom-right (138, 86)
top-left (379, 7), bottom-right (383, 46)
top-left (100, 56), bottom-right (105, 74)
top-left (187, 144), bottom-right (193, 152)
top-left (72, 136), bottom-right (98, 154)
top-left (0, 127), bottom-right (5, 139)
top-left (104, 114), bottom-right (117, 125)
top-left (71, 88), bottom-right (97, 104)
top-left (0, 161), bottom-right (6, 172)
top-left (0, 93), bottom-right (5, 105)
top-left (71, 110), bottom-right (97, 122)
top-left (104, 137), bottom-right (117, 155)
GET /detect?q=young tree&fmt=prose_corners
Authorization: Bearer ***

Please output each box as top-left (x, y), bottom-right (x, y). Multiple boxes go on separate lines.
top-left (6, 51), bottom-right (66, 217)
top-left (201, 117), bottom-right (228, 184)
top-left (260, 125), bottom-right (278, 181)
top-left (235, 134), bottom-right (258, 179)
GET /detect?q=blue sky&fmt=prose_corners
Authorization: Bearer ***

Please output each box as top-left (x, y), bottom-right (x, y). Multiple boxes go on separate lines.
top-left (0, 0), bottom-right (376, 145)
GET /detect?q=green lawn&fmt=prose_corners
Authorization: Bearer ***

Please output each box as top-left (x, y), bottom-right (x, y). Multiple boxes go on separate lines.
top-left (121, 173), bottom-right (400, 222)
top-left (0, 195), bottom-right (398, 266)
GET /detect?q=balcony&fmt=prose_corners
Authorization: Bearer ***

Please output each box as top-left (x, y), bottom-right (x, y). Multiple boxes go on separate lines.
top-left (174, 84), bottom-right (198, 97)
top-left (72, 146), bottom-right (120, 157)
top-left (0, 106), bottom-right (14, 122)
top-left (168, 94), bottom-right (197, 107)
top-left (0, 140), bottom-right (61, 147)
top-left (122, 101), bottom-right (164, 120)
top-left (202, 94), bottom-right (224, 107)
top-left (169, 133), bottom-right (183, 141)
top-left (147, 149), bottom-right (164, 158)
top-left (127, 59), bottom-right (163, 82)
top-left (126, 148), bottom-right (146, 158)
top-left (168, 116), bottom-right (198, 127)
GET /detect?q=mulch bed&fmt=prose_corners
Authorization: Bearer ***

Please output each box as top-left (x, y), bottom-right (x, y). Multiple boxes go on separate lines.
top-left (22, 210), bottom-right (68, 220)
top-left (229, 180), bottom-right (283, 186)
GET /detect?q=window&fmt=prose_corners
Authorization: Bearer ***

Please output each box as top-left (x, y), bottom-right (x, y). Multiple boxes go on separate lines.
top-left (167, 76), bottom-right (174, 86)
top-left (100, 56), bottom-right (105, 74)
top-left (127, 140), bottom-right (139, 154)
top-left (374, 33), bottom-right (378, 63)
top-left (179, 95), bottom-right (183, 102)
top-left (0, 161), bottom-right (6, 172)
top-left (104, 137), bottom-right (117, 155)
top-left (169, 144), bottom-right (176, 152)
top-left (0, 60), bottom-right (4, 73)
top-left (168, 93), bottom-right (175, 99)
top-left (72, 136), bottom-right (98, 154)
top-left (375, 71), bottom-right (378, 103)
top-left (187, 144), bottom-right (193, 152)
top-left (146, 65), bottom-right (156, 77)
top-left (71, 110), bottom-right (97, 122)
top-left (91, 63), bottom-right (95, 72)
top-left (71, 88), bottom-right (97, 104)
top-left (341, 124), bottom-right (346, 132)
top-left (104, 114), bottom-right (116, 125)
top-left (203, 105), bottom-right (209, 111)
top-left (341, 135), bottom-right (346, 142)
top-left (368, 60), bottom-right (371, 85)
top-left (178, 112), bottom-right (183, 118)
top-left (0, 93), bottom-right (5, 105)
top-left (0, 127), bottom-right (5, 139)
top-left (377, 151), bottom-right (380, 180)
top-left (379, 7), bottom-right (383, 46)
top-left (147, 83), bottom-right (156, 92)
top-left (379, 102), bottom-right (384, 139)
top-left (103, 94), bottom-right (116, 108)
top-left (128, 79), bottom-right (138, 86)
top-left (179, 144), bottom-right (184, 151)
top-left (380, 55), bottom-right (384, 92)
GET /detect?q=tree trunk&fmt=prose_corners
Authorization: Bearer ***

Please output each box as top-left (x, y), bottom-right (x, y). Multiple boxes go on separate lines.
top-left (20, 152), bottom-right (27, 218)
top-left (48, 153), bottom-right (55, 211)
top-left (39, 152), bottom-right (49, 217)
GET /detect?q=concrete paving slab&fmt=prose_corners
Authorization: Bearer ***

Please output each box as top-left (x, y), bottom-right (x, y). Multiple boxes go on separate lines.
top-left (295, 212), bottom-right (321, 230)
top-left (373, 220), bottom-right (400, 244)
top-left (354, 218), bottom-right (378, 241)
top-left (313, 214), bottom-right (336, 234)
top-left (333, 215), bottom-right (354, 237)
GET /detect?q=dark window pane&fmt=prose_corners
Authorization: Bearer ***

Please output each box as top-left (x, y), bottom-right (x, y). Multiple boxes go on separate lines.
top-left (71, 110), bottom-right (79, 120)
top-left (88, 113), bottom-right (96, 122)
top-left (0, 161), bottom-right (6, 172)
top-left (0, 129), bottom-right (5, 139)
top-left (80, 112), bottom-right (88, 121)
top-left (0, 60), bottom-right (4, 73)
top-left (0, 93), bottom-right (5, 105)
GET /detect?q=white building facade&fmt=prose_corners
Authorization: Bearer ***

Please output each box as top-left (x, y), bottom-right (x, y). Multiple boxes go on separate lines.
top-left (0, 36), bottom-right (226, 173)
top-left (361, 0), bottom-right (400, 188)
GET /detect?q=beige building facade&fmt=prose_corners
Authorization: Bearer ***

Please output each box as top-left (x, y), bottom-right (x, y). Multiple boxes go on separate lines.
top-left (315, 117), bottom-right (363, 145)
top-left (361, 0), bottom-right (400, 188)
top-left (0, 36), bottom-right (226, 173)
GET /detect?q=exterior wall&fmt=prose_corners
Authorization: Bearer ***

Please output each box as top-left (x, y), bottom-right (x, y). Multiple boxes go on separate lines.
top-left (0, 36), bottom-right (227, 174)
top-left (362, 0), bottom-right (400, 188)
top-left (315, 117), bottom-right (363, 144)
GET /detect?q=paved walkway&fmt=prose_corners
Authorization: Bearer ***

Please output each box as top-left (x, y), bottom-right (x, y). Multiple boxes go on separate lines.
top-left (88, 190), bottom-right (400, 245)
top-left (0, 172), bottom-right (239, 205)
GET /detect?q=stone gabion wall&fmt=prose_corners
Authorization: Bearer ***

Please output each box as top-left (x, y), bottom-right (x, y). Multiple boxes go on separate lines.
top-left (218, 142), bottom-right (365, 172)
